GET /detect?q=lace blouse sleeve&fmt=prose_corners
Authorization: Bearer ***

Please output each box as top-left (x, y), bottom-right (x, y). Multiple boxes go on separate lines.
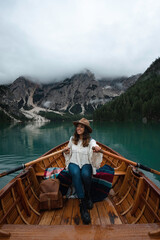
top-left (89, 139), bottom-right (103, 174)
top-left (63, 136), bottom-right (72, 169)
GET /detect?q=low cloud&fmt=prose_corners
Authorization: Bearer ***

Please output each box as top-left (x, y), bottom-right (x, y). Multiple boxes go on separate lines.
top-left (0, 0), bottom-right (160, 84)
top-left (43, 101), bottom-right (51, 108)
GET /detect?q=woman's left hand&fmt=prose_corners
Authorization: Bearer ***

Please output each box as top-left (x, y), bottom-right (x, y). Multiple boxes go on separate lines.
top-left (92, 146), bottom-right (101, 152)
top-left (63, 147), bottom-right (70, 154)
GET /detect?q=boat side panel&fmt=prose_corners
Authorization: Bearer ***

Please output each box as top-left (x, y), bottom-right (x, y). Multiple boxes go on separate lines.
top-left (110, 166), bottom-right (160, 224)
top-left (0, 167), bottom-right (40, 225)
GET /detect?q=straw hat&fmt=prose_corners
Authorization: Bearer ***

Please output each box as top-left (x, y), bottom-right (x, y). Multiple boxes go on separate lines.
top-left (73, 118), bottom-right (92, 133)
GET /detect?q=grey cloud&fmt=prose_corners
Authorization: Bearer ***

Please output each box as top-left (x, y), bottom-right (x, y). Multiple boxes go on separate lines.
top-left (0, 0), bottom-right (160, 84)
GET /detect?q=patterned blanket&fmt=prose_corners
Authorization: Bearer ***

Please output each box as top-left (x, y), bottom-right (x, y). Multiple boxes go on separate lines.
top-left (44, 164), bottom-right (114, 202)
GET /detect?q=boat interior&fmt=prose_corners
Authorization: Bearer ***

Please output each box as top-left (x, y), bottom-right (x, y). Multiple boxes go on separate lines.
top-left (0, 142), bottom-right (160, 239)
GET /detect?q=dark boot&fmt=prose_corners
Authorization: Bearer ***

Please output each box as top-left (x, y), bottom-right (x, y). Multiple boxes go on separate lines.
top-left (79, 199), bottom-right (91, 224)
top-left (85, 192), bottom-right (93, 210)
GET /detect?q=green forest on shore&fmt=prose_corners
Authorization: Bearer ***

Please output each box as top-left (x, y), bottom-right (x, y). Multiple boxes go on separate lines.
top-left (94, 58), bottom-right (160, 122)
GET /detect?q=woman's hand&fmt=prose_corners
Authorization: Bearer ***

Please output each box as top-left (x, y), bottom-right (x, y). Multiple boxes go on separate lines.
top-left (63, 147), bottom-right (70, 154)
top-left (92, 146), bottom-right (102, 153)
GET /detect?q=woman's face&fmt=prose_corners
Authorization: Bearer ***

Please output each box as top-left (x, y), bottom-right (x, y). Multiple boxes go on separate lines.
top-left (76, 123), bottom-right (85, 136)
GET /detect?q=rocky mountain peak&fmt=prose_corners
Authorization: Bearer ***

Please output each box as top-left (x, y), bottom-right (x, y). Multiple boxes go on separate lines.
top-left (8, 77), bottom-right (40, 111)
top-left (11, 76), bottom-right (36, 89)
top-left (0, 70), bottom-right (140, 122)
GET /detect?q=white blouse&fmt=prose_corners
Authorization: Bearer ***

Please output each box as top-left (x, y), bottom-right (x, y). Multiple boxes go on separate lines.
top-left (63, 137), bottom-right (103, 174)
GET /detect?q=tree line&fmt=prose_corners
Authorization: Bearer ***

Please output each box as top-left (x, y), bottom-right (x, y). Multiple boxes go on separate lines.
top-left (93, 74), bottom-right (160, 122)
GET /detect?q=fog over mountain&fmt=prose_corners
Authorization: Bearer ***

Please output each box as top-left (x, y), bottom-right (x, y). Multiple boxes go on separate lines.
top-left (0, 0), bottom-right (160, 84)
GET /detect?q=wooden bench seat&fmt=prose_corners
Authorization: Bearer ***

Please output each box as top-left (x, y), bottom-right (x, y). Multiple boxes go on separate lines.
top-left (114, 170), bottom-right (126, 176)
top-left (36, 171), bottom-right (126, 177)
top-left (36, 172), bottom-right (44, 177)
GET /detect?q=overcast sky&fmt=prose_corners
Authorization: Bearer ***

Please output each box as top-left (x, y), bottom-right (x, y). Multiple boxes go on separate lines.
top-left (0, 0), bottom-right (160, 84)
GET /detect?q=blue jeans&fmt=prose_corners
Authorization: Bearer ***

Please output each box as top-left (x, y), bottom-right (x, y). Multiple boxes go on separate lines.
top-left (68, 163), bottom-right (92, 199)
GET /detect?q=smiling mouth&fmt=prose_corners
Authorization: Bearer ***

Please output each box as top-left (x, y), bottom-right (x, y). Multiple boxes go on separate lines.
top-left (77, 130), bottom-right (82, 134)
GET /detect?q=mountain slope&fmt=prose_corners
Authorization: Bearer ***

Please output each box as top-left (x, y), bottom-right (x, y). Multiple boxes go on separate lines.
top-left (93, 58), bottom-right (160, 122)
top-left (0, 71), bottom-right (140, 122)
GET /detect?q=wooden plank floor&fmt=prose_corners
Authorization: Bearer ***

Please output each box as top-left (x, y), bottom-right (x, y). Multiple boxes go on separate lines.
top-left (38, 198), bottom-right (122, 225)
top-left (1, 223), bottom-right (160, 240)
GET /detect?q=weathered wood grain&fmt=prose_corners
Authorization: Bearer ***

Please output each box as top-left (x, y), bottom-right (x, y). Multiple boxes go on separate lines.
top-left (0, 223), bottom-right (160, 240)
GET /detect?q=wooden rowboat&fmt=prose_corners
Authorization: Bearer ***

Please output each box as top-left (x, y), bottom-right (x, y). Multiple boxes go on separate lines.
top-left (0, 141), bottom-right (160, 240)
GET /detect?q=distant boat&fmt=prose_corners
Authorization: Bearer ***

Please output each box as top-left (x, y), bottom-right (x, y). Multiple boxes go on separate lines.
top-left (0, 141), bottom-right (160, 240)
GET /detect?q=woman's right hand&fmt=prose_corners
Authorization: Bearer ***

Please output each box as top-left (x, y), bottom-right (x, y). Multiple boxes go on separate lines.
top-left (63, 147), bottom-right (70, 154)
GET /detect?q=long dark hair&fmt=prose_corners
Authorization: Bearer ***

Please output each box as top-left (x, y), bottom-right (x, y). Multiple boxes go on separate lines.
top-left (72, 126), bottom-right (91, 147)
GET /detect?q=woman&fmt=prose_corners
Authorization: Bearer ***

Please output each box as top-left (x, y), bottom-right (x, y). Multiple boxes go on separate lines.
top-left (64, 118), bottom-right (102, 224)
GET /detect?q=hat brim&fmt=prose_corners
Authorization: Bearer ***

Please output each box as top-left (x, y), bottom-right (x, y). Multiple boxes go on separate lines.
top-left (73, 121), bottom-right (92, 133)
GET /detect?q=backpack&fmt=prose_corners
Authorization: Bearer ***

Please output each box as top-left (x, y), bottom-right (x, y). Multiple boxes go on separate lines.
top-left (39, 178), bottom-right (63, 210)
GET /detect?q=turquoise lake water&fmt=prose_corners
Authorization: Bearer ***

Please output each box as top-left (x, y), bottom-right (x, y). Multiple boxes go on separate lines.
top-left (0, 121), bottom-right (160, 190)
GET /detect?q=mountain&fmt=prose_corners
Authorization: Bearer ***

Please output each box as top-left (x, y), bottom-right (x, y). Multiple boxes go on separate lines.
top-left (99, 74), bottom-right (141, 96)
top-left (93, 58), bottom-right (160, 122)
top-left (0, 70), bottom-right (140, 122)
